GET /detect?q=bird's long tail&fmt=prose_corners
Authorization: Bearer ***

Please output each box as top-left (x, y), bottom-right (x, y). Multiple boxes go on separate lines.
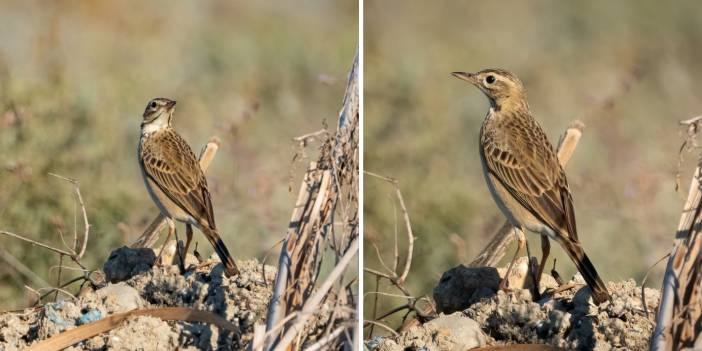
top-left (201, 226), bottom-right (239, 277)
top-left (560, 239), bottom-right (610, 304)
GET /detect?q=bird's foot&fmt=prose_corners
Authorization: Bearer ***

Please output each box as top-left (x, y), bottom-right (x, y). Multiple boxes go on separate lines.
top-left (498, 278), bottom-right (512, 292)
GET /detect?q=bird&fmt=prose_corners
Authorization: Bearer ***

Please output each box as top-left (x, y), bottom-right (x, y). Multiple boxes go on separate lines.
top-left (137, 97), bottom-right (239, 277)
top-left (452, 69), bottom-right (610, 304)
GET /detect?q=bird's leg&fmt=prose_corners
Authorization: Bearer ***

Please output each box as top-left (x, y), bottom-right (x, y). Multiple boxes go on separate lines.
top-left (193, 242), bottom-right (204, 263)
top-left (524, 236), bottom-right (541, 299)
top-left (183, 224), bottom-right (194, 259)
top-left (173, 225), bottom-right (186, 274)
top-left (177, 224), bottom-right (194, 273)
top-left (156, 219), bottom-right (176, 266)
top-left (499, 228), bottom-right (526, 291)
top-left (536, 235), bottom-right (551, 287)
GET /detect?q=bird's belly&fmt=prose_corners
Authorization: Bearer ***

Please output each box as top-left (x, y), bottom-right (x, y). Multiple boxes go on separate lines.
top-left (480, 159), bottom-right (557, 240)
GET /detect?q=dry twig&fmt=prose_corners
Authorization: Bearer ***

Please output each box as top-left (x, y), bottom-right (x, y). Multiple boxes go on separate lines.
top-left (25, 307), bottom-right (239, 351)
top-left (0, 174), bottom-right (98, 305)
top-left (364, 171), bottom-right (436, 337)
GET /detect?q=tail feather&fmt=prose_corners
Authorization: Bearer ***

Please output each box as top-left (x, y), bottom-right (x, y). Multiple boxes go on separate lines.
top-left (201, 226), bottom-right (239, 277)
top-left (561, 240), bottom-right (610, 304)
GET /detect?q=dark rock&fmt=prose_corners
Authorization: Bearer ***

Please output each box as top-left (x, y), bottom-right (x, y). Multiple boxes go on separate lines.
top-left (103, 246), bottom-right (156, 283)
top-left (432, 264), bottom-right (500, 314)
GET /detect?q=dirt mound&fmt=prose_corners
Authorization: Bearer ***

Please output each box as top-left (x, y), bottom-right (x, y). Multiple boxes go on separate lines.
top-left (367, 259), bottom-right (660, 350)
top-left (464, 280), bottom-right (658, 350)
top-left (0, 247), bottom-right (276, 350)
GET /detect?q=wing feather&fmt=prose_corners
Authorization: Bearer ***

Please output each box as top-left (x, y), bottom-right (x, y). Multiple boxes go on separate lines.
top-left (141, 130), bottom-right (216, 228)
top-left (481, 117), bottom-right (577, 239)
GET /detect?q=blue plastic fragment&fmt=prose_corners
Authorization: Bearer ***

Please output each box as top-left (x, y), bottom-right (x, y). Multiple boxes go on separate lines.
top-left (45, 301), bottom-right (67, 330)
top-left (77, 309), bottom-right (103, 325)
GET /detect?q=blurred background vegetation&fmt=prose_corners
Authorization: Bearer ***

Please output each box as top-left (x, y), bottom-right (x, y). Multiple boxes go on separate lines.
top-left (0, 0), bottom-right (356, 310)
top-left (364, 0), bottom-right (702, 332)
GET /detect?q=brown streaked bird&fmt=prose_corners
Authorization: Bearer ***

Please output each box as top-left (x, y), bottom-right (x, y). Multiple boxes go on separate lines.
top-left (452, 69), bottom-right (610, 304)
top-left (138, 97), bottom-right (239, 277)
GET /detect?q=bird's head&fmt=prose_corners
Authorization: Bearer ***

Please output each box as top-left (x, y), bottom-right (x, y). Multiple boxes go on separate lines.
top-left (142, 98), bottom-right (176, 130)
top-left (452, 69), bottom-right (527, 111)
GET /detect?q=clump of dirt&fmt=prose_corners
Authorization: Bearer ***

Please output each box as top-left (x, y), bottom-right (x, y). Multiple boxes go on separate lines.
top-left (0, 249), bottom-right (277, 351)
top-left (367, 263), bottom-right (660, 351)
top-left (464, 279), bottom-right (659, 350)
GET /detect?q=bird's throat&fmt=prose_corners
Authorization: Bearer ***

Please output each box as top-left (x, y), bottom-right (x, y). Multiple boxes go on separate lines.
top-left (141, 114), bottom-right (170, 135)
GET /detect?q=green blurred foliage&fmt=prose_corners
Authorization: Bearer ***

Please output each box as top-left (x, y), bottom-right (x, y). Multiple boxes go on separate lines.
top-left (364, 0), bottom-right (702, 332)
top-left (0, 0), bottom-right (356, 309)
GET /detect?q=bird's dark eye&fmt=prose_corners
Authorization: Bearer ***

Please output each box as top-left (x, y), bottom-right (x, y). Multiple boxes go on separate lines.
top-left (486, 75), bottom-right (495, 84)
top-left (149, 101), bottom-right (157, 109)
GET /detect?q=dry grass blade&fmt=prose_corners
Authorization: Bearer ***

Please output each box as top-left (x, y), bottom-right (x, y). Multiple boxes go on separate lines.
top-left (24, 306), bottom-right (239, 351)
top-left (131, 137), bottom-right (220, 248)
top-left (651, 116), bottom-right (702, 350)
top-left (265, 51), bottom-right (358, 350)
top-left (304, 326), bottom-right (349, 351)
top-left (272, 238), bottom-right (358, 351)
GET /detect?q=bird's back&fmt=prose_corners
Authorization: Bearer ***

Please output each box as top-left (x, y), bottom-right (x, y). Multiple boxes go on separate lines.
top-left (480, 108), bottom-right (578, 241)
top-left (139, 128), bottom-right (216, 229)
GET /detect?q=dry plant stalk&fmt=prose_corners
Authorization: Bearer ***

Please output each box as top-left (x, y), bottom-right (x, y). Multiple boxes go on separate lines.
top-left (25, 307), bottom-right (239, 351)
top-left (263, 51), bottom-right (358, 351)
top-left (363, 171), bottom-right (436, 337)
top-left (472, 345), bottom-right (565, 351)
top-left (469, 120), bottom-right (584, 267)
top-left (0, 173), bottom-right (97, 304)
top-left (650, 117), bottom-right (702, 350)
top-left (131, 137), bottom-right (221, 248)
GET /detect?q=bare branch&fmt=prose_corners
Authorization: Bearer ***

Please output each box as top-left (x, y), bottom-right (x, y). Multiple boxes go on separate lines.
top-left (364, 171), bottom-right (415, 283)
top-left (363, 170), bottom-right (435, 336)
top-left (48, 173), bottom-right (90, 258)
top-left (0, 230), bottom-right (75, 257)
top-left (363, 320), bottom-right (399, 337)
top-left (0, 247), bottom-right (50, 287)
top-left (293, 129), bottom-right (328, 143)
top-left (679, 115), bottom-right (702, 126)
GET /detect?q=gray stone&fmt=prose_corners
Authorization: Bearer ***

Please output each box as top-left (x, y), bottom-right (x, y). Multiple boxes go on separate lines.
top-left (97, 282), bottom-right (143, 313)
top-left (425, 312), bottom-right (487, 350)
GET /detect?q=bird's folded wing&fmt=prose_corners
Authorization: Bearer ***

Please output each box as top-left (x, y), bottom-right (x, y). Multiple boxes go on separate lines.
top-left (482, 133), bottom-right (578, 240)
top-left (141, 133), bottom-right (215, 227)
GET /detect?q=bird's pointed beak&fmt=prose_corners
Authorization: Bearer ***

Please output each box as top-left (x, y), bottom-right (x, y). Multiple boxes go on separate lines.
top-left (166, 100), bottom-right (177, 110)
top-left (451, 71), bottom-right (478, 85)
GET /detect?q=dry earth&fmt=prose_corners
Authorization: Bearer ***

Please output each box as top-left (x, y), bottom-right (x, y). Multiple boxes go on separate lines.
top-left (0, 246), bottom-right (277, 350)
top-left (366, 257), bottom-right (660, 351)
